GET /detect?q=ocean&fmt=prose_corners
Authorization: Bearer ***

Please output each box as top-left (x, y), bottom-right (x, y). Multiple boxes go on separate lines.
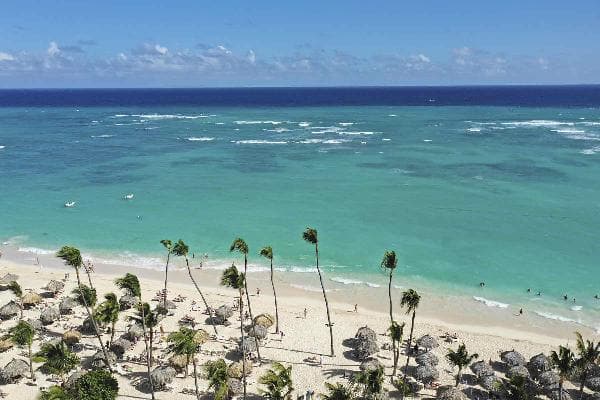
top-left (1, 86), bottom-right (599, 330)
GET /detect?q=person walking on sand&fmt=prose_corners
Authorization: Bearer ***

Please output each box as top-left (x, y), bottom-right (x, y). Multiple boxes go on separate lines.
top-left (519, 308), bottom-right (523, 315)
top-left (354, 304), bottom-right (358, 313)
top-left (303, 308), bottom-right (307, 319)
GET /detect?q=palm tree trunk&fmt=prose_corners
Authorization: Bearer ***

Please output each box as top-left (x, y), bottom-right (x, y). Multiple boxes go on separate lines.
top-left (138, 296), bottom-right (155, 400)
top-left (243, 255), bottom-right (262, 362)
top-left (315, 244), bottom-right (334, 357)
top-left (109, 322), bottom-right (116, 347)
top-left (184, 257), bottom-right (218, 336)
top-left (19, 299), bottom-right (23, 320)
top-left (185, 355), bottom-right (189, 378)
top-left (75, 267), bottom-right (112, 373)
top-left (403, 311), bottom-right (416, 380)
top-left (192, 357), bottom-right (199, 400)
top-left (455, 367), bottom-right (462, 387)
top-left (149, 328), bottom-right (154, 367)
top-left (163, 251), bottom-right (170, 309)
top-left (270, 259), bottom-right (280, 334)
top-left (84, 268), bottom-right (94, 290)
top-left (579, 371), bottom-right (587, 400)
top-left (559, 381), bottom-right (563, 400)
top-left (388, 271), bottom-right (398, 376)
top-left (239, 290), bottom-right (247, 400)
top-left (28, 343), bottom-right (35, 382)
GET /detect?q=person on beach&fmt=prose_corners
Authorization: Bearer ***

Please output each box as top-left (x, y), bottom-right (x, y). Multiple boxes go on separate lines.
top-left (479, 282), bottom-right (485, 287)
top-left (519, 308), bottom-right (523, 315)
top-left (563, 294), bottom-right (568, 300)
top-left (303, 308), bottom-right (307, 318)
top-left (256, 288), bottom-right (261, 296)
top-left (354, 304), bottom-right (358, 313)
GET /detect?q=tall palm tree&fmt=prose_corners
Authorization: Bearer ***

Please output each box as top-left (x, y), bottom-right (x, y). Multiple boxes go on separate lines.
top-left (130, 303), bottom-right (164, 367)
top-left (71, 284), bottom-right (97, 307)
top-left (401, 289), bottom-right (421, 379)
top-left (352, 365), bottom-right (385, 399)
top-left (57, 246), bottom-right (112, 373)
top-left (230, 237), bottom-right (261, 362)
top-left (302, 227), bottom-right (334, 357)
top-left (115, 273), bottom-right (154, 400)
top-left (550, 345), bottom-right (575, 400)
top-left (95, 293), bottom-right (120, 346)
top-left (160, 239), bottom-right (173, 309)
top-left (259, 362), bottom-right (294, 400)
top-left (205, 359), bottom-right (230, 400)
top-left (446, 343), bottom-right (479, 387)
top-left (388, 321), bottom-right (404, 376)
top-left (380, 250), bottom-right (398, 374)
top-left (321, 382), bottom-right (355, 400)
top-left (221, 264), bottom-right (248, 400)
top-left (37, 341), bottom-right (79, 384)
top-left (260, 246), bottom-right (280, 334)
top-left (167, 327), bottom-right (201, 399)
top-left (10, 320), bottom-right (35, 382)
top-left (7, 281), bottom-right (24, 319)
top-left (574, 332), bottom-right (600, 400)
top-left (172, 239), bottom-right (218, 335)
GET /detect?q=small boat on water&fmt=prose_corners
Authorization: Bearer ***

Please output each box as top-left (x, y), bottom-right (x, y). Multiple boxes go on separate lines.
top-left (64, 201), bottom-right (76, 208)
top-left (123, 193), bottom-right (134, 200)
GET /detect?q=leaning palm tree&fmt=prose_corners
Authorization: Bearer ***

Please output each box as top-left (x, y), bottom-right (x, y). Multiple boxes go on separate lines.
top-left (115, 273), bottom-right (154, 400)
top-left (160, 239), bottom-right (173, 309)
top-left (574, 332), bottom-right (600, 400)
top-left (57, 246), bottom-right (112, 373)
top-left (37, 340), bottom-right (79, 384)
top-left (550, 345), bottom-right (575, 400)
top-left (10, 320), bottom-right (35, 382)
top-left (388, 321), bottom-right (404, 376)
top-left (205, 358), bottom-right (230, 400)
top-left (95, 293), bottom-right (120, 346)
top-left (71, 284), bottom-right (97, 307)
top-left (302, 227), bottom-right (334, 356)
top-left (446, 343), bottom-right (479, 387)
top-left (260, 246), bottom-right (280, 333)
top-left (401, 289), bottom-right (421, 379)
top-left (380, 250), bottom-right (398, 374)
top-left (172, 239), bottom-right (218, 335)
top-left (130, 303), bottom-right (164, 367)
top-left (167, 327), bottom-right (201, 398)
top-left (322, 382), bottom-right (355, 400)
top-left (230, 238), bottom-right (261, 362)
top-left (221, 264), bottom-right (248, 400)
top-left (259, 362), bottom-right (294, 400)
top-left (7, 280), bottom-right (24, 319)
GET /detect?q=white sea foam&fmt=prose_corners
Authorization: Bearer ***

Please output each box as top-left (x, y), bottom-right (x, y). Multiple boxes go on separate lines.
top-left (467, 128), bottom-right (482, 132)
top-left (0, 146), bottom-right (5, 149)
top-left (382, 138), bottom-right (391, 141)
top-left (331, 277), bottom-right (363, 285)
top-left (289, 284), bottom-right (328, 293)
top-left (338, 122), bottom-right (354, 126)
top-left (298, 139), bottom-right (324, 144)
top-left (265, 128), bottom-right (291, 133)
top-left (501, 120), bottom-right (574, 127)
top-left (298, 122), bottom-right (311, 127)
top-left (388, 114), bottom-right (397, 117)
top-left (423, 139), bottom-right (433, 142)
top-left (322, 139), bottom-right (350, 144)
top-left (552, 129), bottom-right (599, 141)
top-left (289, 267), bottom-right (317, 273)
top-left (580, 146), bottom-right (600, 155)
top-left (534, 311), bottom-right (578, 323)
top-left (343, 131), bottom-right (377, 135)
top-left (234, 140), bottom-right (287, 145)
top-left (91, 134), bottom-right (114, 138)
top-left (187, 137), bottom-right (215, 141)
top-left (581, 121), bottom-right (600, 126)
top-left (234, 120), bottom-right (283, 125)
top-left (17, 246), bottom-right (57, 255)
top-left (571, 305), bottom-right (583, 311)
top-left (114, 113), bottom-right (209, 120)
top-left (366, 282), bottom-right (381, 288)
top-left (473, 296), bottom-right (509, 308)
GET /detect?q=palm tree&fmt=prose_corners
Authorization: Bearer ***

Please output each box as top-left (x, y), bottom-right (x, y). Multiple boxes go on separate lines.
top-left (446, 343), bottom-right (479, 387)
top-left (259, 362), bottom-right (294, 400)
top-left (388, 321), bottom-right (404, 377)
top-left (322, 382), bottom-right (355, 400)
top-left (172, 239), bottom-right (218, 335)
top-left (221, 264), bottom-right (248, 400)
top-left (72, 284), bottom-right (97, 307)
top-left (115, 273), bottom-right (154, 400)
top-left (401, 289), bottom-right (421, 379)
top-left (37, 341), bottom-right (79, 384)
top-left (550, 345), bottom-right (575, 400)
top-left (205, 359), bottom-right (230, 400)
top-left (574, 332), bottom-right (600, 400)
top-left (95, 293), bottom-right (120, 346)
top-left (167, 327), bottom-right (201, 398)
top-left (130, 303), bottom-right (164, 367)
top-left (260, 246), bottom-right (280, 334)
top-left (352, 364), bottom-right (385, 399)
top-left (38, 385), bottom-right (69, 400)
top-left (302, 227), bottom-right (334, 357)
top-left (10, 320), bottom-right (35, 382)
top-left (57, 246), bottom-right (112, 373)
top-left (380, 250), bottom-right (398, 374)
top-left (230, 237), bottom-right (261, 362)
top-left (7, 280), bottom-right (24, 319)
top-left (160, 239), bottom-right (173, 309)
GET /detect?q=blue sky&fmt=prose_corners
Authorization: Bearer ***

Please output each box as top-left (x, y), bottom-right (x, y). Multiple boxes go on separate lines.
top-left (0, 0), bottom-right (599, 87)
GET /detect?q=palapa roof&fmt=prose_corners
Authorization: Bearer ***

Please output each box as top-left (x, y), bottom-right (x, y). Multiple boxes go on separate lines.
top-left (415, 364), bottom-right (439, 383)
top-left (437, 387), bottom-right (467, 400)
top-left (0, 273), bottom-right (19, 285)
top-left (0, 300), bottom-right (21, 319)
top-left (354, 338), bottom-right (379, 360)
top-left (470, 360), bottom-right (494, 378)
top-left (355, 326), bottom-right (377, 342)
top-left (40, 307), bottom-right (60, 325)
top-left (227, 360), bottom-right (252, 379)
top-left (416, 351), bottom-right (439, 366)
top-left (360, 358), bottom-right (383, 372)
top-left (62, 330), bottom-right (82, 345)
top-left (538, 370), bottom-right (559, 388)
top-left (528, 353), bottom-right (551, 374)
top-left (193, 329), bottom-right (210, 345)
top-left (507, 365), bottom-right (530, 379)
top-left (45, 279), bottom-right (65, 293)
top-left (416, 334), bottom-right (439, 349)
top-left (150, 366), bottom-right (176, 388)
top-left (253, 313), bottom-right (275, 328)
top-left (480, 375), bottom-right (502, 393)
top-left (1, 358), bottom-right (29, 381)
top-left (215, 305), bottom-right (233, 321)
top-left (59, 297), bottom-right (78, 314)
top-left (22, 291), bottom-right (42, 306)
top-left (501, 350), bottom-right (526, 367)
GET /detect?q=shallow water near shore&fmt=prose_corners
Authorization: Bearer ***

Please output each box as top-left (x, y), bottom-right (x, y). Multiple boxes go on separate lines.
top-left (1, 88), bottom-right (600, 333)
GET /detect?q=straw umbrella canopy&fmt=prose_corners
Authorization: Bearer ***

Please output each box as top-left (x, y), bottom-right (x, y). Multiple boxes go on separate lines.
top-left (22, 292), bottom-right (42, 307)
top-left (110, 337), bottom-right (132, 358)
top-left (64, 370), bottom-right (85, 389)
top-left (246, 324), bottom-right (268, 340)
top-left (126, 324), bottom-right (144, 341)
top-left (119, 294), bottom-right (138, 310)
top-left (470, 360), bottom-right (494, 378)
top-left (168, 354), bottom-right (188, 373)
top-left (253, 313), bottom-right (275, 329)
top-left (416, 351), bottom-right (439, 366)
top-left (239, 337), bottom-right (258, 355)
top-left (0, 338), bottom-right (13, 353)
top-left (215, 305), bottom-right (233, 324)
top-left (164, 300), bottom-right (177, 310)
top-left (1, 358), bottom-right (29, 383)
top-left (360, 358), bottom-right (383, 372)
top-left (0, 300), bottom-right (20, 319)
top-left (0, 273), bottom-right (19, 285)
top-left (586, 376), bottom-right (600, 392)
top-left (538, 370), bottom-right (559, 388)
top-left (193, 329), bottom-right (210, 345)
top-left (44, 280), bottom-right (65, 294)
top-left (227, 360), bottom-right (253, 379)
top-left (59, 297), bottom-right (78, 314)
top-left (416, 334), bottom-right (439, 351)
top-left (528, 353), bottom-right (551, 376)
top-left (437, 387), bottom-right (467, 400)
top-left (228, 377), bottom-right (243, 395)
top-left (507, 365), bottom-right (530, 380)
top-left (150, 366), bottom-right (176, 389)
top-left (26, 318), bottom-right (43, 331)
top-left (63, 330), bottom-right (82, 345)
top-left (354, 338), bottom-right (379, 360)
top-left (415, 364), bottom-right (439, 383)
top-left (501, 350), bottom-right (526, 367)
top-left (40, 307), bottom-right (60, 325)
top-left (355, 326), bottom-right (377, 343)
top-left (480, 375), bottom-right (502, 394)
top-left (91, 350), bottom-right (117, 369)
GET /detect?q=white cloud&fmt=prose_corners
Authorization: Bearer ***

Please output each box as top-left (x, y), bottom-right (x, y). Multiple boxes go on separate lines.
top-left (47, 41), bottom-right (61, 57)
top-left (0, 52), bottom-right (15, 62)
top-left (247, 49), bottom-right (256, 64)
top-left (154, 44), bottom-right (168, 55)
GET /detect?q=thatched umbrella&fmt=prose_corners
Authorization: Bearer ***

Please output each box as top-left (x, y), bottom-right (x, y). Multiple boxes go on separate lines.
top-left (59, 297), bottom-right (78, 314)
top-left (415, 364), bottom-right (439, 383)
top-left (110, 337), bottom-right (132, 358)
top-left (354, 338), bottom-right (379, 361)
top-left (0, 273), bottom-right (19, 285)
top-left (1, 358), bottom-right (29, 383)
top-left (126, 324), bottom-right (144, 341)
top-left (40, 307), bottom-right (60, 325)
top-left (360, 358), bottom-right (383, 372)
top-left (168, 354), bottom-right (188, 374)
top-left (470, 360), bottom-right (494, 378)
top-left (437, 387), bottom-right (467, 400)
top-left (119, 294), bottom-right (138, 310)
top-left (586, 376), bottom-right (600, 391)
top-left (547, 387), bottom-right (572, 400)
top-left (215, 305), bottom-right (233, 324)
top-left (91, 350), bottom-right (117, 369)
top-left (253, 313), bottom-right (275, 329)
top-left (501, 350), bottom-right (526, 367)
top-left (150, 366), bottom-right (176, 389)
top-left (81, 316), bottom-right (98, 334)
top-left (22, 292), bottom-right (42, 307)
top-left (0, 300), bottom-right (20, 319)
top-left (538, 370), bottom-right (559, 388)
top-left (164, 300), bottom-right (177, 310)
top-left (0, 338), bottom-right (13, 353)
top-left (507, 365), bottom-right (530, 380)
top-left (227, 360), bottom-right (253, 379)
top-left (246, 324), bottom-right (268, 340)
top-left (228, 377), bottom-right (243, 395)
top-left (64, 370), bottom-right (85, 389)
top-left (355, 326), bottom-right (377, 342)
top-left (239, 337), bottom-right (258, 355)
top-left (193, 329), bottom-right (210, 345)
top-left (528, 353), bottom-right (551, 376)
top-left (416, 351), bottom-right (439, 366)
top-left (416, 334), bottom-right (439, 351)
top-left (63, 330), bottom-right (82, 346)
top-left (480, 375), bottom-right (502, 394)
top-left (45, 280), bottom-right (65, 294)
top-left (26, 318), bottom-right (43, 331)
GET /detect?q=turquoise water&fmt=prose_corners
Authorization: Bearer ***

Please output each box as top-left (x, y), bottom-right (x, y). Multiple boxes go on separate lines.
top-left (1, 105), bottom-right (599, 326)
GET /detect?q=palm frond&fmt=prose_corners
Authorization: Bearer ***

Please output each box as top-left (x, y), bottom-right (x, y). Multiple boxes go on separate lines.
top-left (302, 227), bottom-right (318, 244)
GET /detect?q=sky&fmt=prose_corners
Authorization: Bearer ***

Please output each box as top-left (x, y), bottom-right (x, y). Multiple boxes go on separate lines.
top-left (0, 1), bottom-right (599, 87)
